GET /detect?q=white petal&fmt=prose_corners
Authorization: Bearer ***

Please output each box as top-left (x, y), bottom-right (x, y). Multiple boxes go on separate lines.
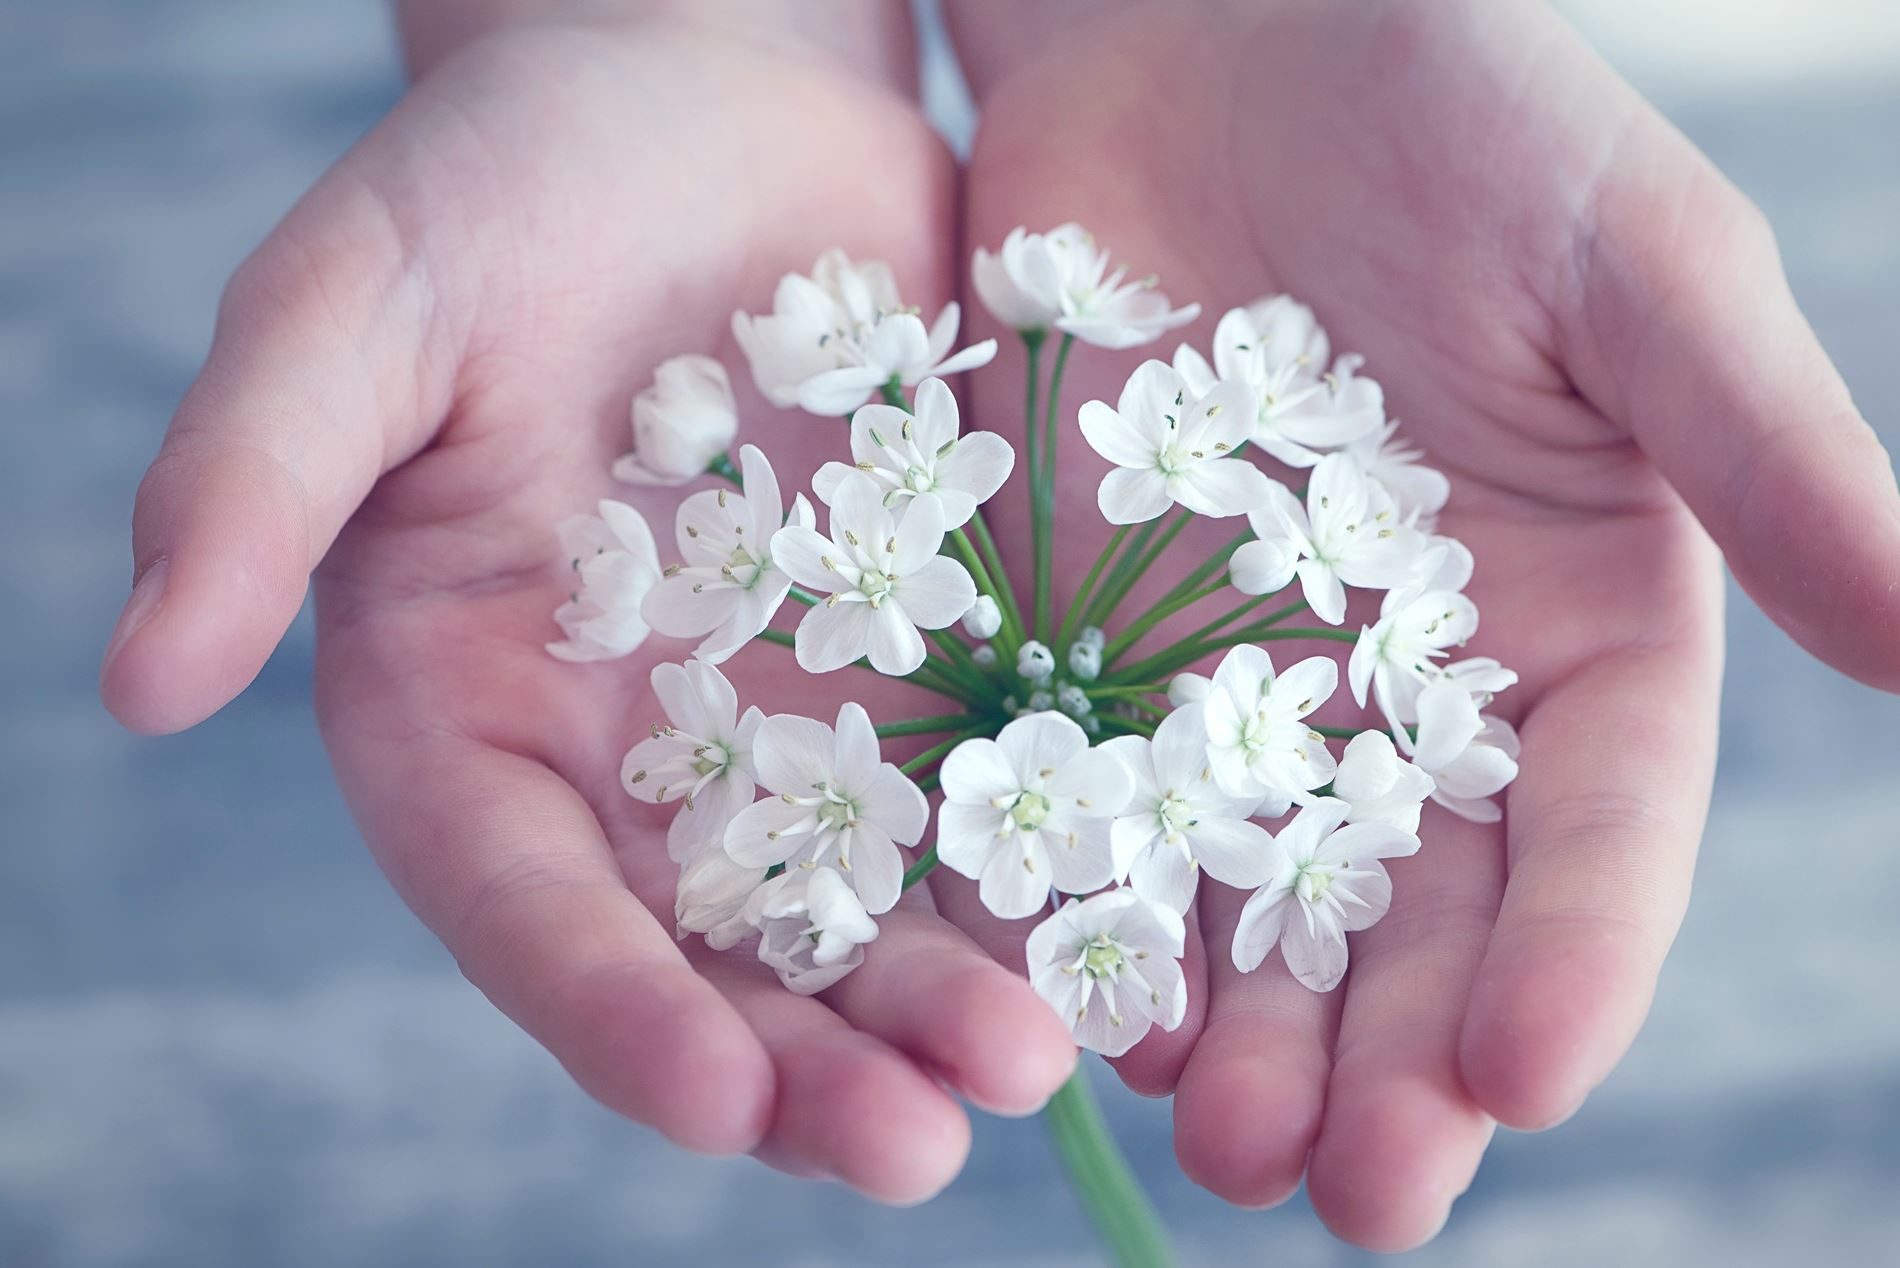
top-left (1171, 458), bottom-right (1271, 519)
top-left (980, 836), bottom-right (1054, 919)
top-left (995, 712), bottom-right (1089, 780)
top-left (1098, 466), bottom-right (1174, 524)
top-left (795, 600), bottom-right (876, 674)
top-left (1279, 913), bottom-right (1350, 992)
top-left (866, 602), bottom-right (928, 676)
top-left (898, 556), bottom-right (978, 629)
top-left (1077, 399), bottom-right (1157, 469)
top-left (941, 738), bottom-right (1019, 805)
top-left (833, 700), bottom-right (881, 778)
top-left (1187, 816), bottom-right (1277, 890)
top-left (753, 712), bottom-right (835, 793)
top-left (1230, 884), bottom-right (1293, 973)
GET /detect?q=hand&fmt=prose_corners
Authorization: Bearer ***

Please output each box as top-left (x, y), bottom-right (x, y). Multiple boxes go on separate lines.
top-left (99, 3), bottom-right (1079, 1202)
top-left (948, 0), bottom-right (1900, 1247)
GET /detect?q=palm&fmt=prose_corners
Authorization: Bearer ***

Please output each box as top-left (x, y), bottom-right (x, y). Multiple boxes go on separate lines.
top-left (956, 0), bottom-right (1737, 1244)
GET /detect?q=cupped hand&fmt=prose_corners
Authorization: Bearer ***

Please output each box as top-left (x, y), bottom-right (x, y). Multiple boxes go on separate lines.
top-left (949, 0), bottom-right (1900, 1248)
top-left (99, 8), bottom-right (1079, 1202)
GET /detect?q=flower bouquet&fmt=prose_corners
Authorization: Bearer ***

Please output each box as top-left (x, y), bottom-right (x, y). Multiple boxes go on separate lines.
top-left (546, 224), bottom-right (1519, 1265)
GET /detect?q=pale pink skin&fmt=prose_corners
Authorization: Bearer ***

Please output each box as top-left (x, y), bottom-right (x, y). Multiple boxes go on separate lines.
top-left (98, 0), bottom-right (1900, 1248)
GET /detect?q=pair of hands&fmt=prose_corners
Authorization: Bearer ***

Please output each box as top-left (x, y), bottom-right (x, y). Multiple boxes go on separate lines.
top-left (100, 0), bottom-right (1900, 1250)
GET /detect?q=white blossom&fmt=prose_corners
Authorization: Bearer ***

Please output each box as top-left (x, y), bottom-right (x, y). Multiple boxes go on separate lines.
top-left (1068, 642), bottom-right (1102, 681)
top-left (1166, 672), bottom-right (1212, 708)
top-left (1331, 729), bottom-right (1434, 834)
top-left (973, 643), bottom-right (999, 667)
top-left (745, 867), bottom-right (880, 995)
top-left (724, 703), bottom-right (928, 915)
top-left (1172, 299), bottom-right (1382, 468)
top-left (643, 444), bottom-right (811, 664)
top-left (1057, 683), bottom-right (1092, 718)
top-left (612, 354), bottom-right (739, 487)
top-left (1101, 705), bottom-right (1277, 913)
top-left (811, 377), bottom-right (1014, 531)
top-left (675, 849), bottom-right (766, 950)
top-left (732, 249), bottom-right (995, 417)
top-left (620, 661), bottom-right (764, 861)
top-left (1018, 640), bottom-right (1056, 682)
top-left (971, 224), bottom-right (1199, 348)
top-left (1027, 888), bottom-right (1188, 1057)
top-left (1411, 679), bottom-right (1521, 822)
top-left (547, 500), bottom-right (663, 662)
top-left (1079, 361), bottom-right (1266, 524)
top-left (1347, 586), bottom-right (1484, 737)
top-left (772, 473), bottom-right (976, 676)
top-left (936, 713), bottom-right (1134, 919)
top-left (1202, 644), bottom-right (1339, 802)
top-left (1342, 414), bottom-right (1450, 526)
top-left (1231, 798), bottom-right (1420, 992)
top-left (963, 594), bottom-right (1002, 640)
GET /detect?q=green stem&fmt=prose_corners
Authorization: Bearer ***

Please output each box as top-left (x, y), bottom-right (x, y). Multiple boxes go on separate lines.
top-left (901, 845), bottom-right (938, 891)
top-left (898, 723), bottom-right (990, 778)
top-left (1106, 596), bottom-right (1309, 685)
top-left (879, 378), bottom-right (907, 408)
top-left (950, 528), bottom-right (1022, 651)
top-left (1101, 576), bottom-right (1229, 663)
top-left (1042, 1068), bottom-right (1175, 1268)
top-left (968, 510), bottom-right (1026, 644)
top-left (1020, 330), bottom-right (1047, 636)
top-left (1083, 517), bottom-right (1161, 631)
top-left (757, 628), bottom-right (795, 649)
top-left (1034, 333), bottom-right (1075, 640)
top-left (787, 586), bottom-right (820, 608)
top-left (1094, 712), bottom-right (1157, 739)
top-left (705, 451), bottom-right (744, 487)
top-left (876, 713), bottom-right (982, 740)
top-left (1058, 523), bottom-right (1131, 654)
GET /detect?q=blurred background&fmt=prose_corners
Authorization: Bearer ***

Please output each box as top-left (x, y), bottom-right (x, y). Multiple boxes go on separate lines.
top-left (3, 2), bottom-right (1897, 1264)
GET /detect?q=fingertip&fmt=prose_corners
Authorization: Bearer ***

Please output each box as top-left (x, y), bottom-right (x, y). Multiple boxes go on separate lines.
top-left (1174, 1042), bottom-right (1324, 1209)
top-left (931, 965), bottom-right (1077, 1117)
top-left (1306, 1068), bottom-right (1492, 1252)
top-left (1107, 1012), bottom-right (1198, 1098)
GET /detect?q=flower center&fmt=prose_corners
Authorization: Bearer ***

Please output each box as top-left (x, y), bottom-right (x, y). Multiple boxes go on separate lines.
top-left (1010, 791), bottom-right (1053, 831)
top-left (817, 793), bottom-right (859, 833)
top-left (903, 464), bottom-right (935, 493)
top-left (1157, 793), bottom-right (1196, 839)
top-left (858, 570), bottom-right (895, 607)
top-left (1295, 863), bottom-right (1337, 904)
top-left (724, 544), bottom-right (767, 590)
top-left (1081, 934), bottom-right (1125, 979)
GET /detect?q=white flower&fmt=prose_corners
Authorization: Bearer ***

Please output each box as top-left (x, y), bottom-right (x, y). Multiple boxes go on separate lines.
top-left (611, 355), bottom-right (738, 487)
top-left (643, 444), bottom-right (811, 664)
top-left (1017, 640), bottom-right (1056, 682)
top-left (1068, 642), bottom-right (1102, 681)
top-left (1231, 798), bottom-right (1420, 992)
top-left (745, 867), bottom-right (880, 995)
top-left (620, 661), bottom-right (764, 861)
top-left (732, 249), bottom-right (996, 417)
top-left (1229, 453), bottom-right (1425, 624)
top-left (1331, 729), bottom-right (1434, 834)
top-left (1101, 705), bottom-right (1277, 913)
top-left (1079, 361), bottom-right (1266, 524)
top-left (1173, 299), bottom-right (1382, 468)
top-left (724, 703), bottom-right (927, 915)
top-left (1342, 414), bottom-right (1449, 526)
top-left (1347, 586), bottom-right (1484, 736)
top-left (963, 595), bottom-right (1002, 639)
top-left (1411, 679), bottom-right (1521, 822)
top-left (547, 500), bottom-right (662, 662)
top-left (674, 849), bottom-right (766, 950)
top-left (1202, 644), bottom-right (1338, 802)
top-left (972, 224), bottom-right (1199, 348)
top-left (811, 377), bottom-right (1014, 531)
top-left (771, 473), bottom-right (976, 676)
top-left (936, 713), bottom-right (1135, 919)
top-left (1166, 672), bottom-right (1212, 707)
top-left (1027, 887), bottom-right (1187, 1057)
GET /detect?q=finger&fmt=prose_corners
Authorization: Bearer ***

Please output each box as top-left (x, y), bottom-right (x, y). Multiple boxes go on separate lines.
top-left (1571, 122), bottom-right (1900, 691)
top-left (101, 134), bottom-right (456, 734)
top-left (1173, 880), bottom-right (1341, 1208)
top-left (1107, 902), bottom-right (1206, 1096)
top-left (1460, 616), bottom-right (1721, 1128)
top-left (1305, 813), bottom-right (1504, 1252)
top-left (693, 950), bottom-right (975, 1205)
top-left (825, 902), bottom-right (1079, 1116)
top-left (330, 731), bottom-right (776, 1157)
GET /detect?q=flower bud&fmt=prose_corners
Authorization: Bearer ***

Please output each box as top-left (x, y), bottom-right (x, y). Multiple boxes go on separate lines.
top-left (1077, 625), bottom-right (1107, 650)
top-left (1057, 683), bottom-right (1092, 718)
top-left (1067, 641), bottom-right (1102, 681)
top-left (675, 848), bottom-right (766, 950)
top-left (1167, 672), bottom-right (1213, 707)
top-left (1028, 689), bottom-right (1055, 713)
top-left (612, 355), bottom-right (740, 486)
top-left (1017, 640), bottom-right (1056, 682)
top-left (972, 643), bottom-right (999, 668)
top-left (963, 595), bottom-right (1002, 639)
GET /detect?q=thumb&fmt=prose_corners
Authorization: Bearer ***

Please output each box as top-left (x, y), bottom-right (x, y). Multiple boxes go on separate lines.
top-left (101, 152), bottom-right (458, 734)
top-left (1567, 117), bottom-right (1900, 692)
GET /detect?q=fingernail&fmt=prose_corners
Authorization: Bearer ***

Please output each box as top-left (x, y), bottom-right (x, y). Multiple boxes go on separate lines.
top-left (105, 558), bottom-right (168, 668)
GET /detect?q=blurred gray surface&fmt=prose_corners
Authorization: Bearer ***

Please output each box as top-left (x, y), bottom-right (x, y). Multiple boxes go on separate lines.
top-left (2, 2), bottom-right (1898, 1265)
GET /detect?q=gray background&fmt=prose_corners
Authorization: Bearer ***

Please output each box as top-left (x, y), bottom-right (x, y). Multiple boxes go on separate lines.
top-left (3, 2), bottom-right (1898, 1264)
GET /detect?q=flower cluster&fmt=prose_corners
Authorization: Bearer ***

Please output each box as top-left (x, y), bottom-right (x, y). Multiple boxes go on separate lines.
top-left (547, 233), bottom-right (1518, 1053)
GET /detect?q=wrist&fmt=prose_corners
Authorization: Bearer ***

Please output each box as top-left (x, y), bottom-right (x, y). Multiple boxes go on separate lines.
top-left (396, 0), bottom-right (917, 90)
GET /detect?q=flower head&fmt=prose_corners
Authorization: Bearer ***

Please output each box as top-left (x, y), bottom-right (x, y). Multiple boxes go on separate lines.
top-left (936, 713), bottom-right (1135, 919)
top-left (745, 866), bottom-right (880, 995)
top-left (1348, 585), bottom-right (1486, 736)
top-left (772, 473), bottom-right (977, 675)
top-left (1101, 705), bottom-right (1277, 913)
top-left (732, 249), bottom-right (995, 417)
top-left (1411, 679), bottom-right (1521, 822)
top-left (1230, 453), bottom-right (1425, 624)
top-left (621, 661), bottom-right (764, 861)
top-left (547, 499), bottom-right (662, 662)
top-left (1079, 360), bottom-right (1266, 524)
top-left (972, 224), bottom-right (1199, 348)
top-left (1231, 799), bottom-right (1420, 992)
top-left (643, 444), bottom-right (811, 664)
top-left (612, 354), bottom-right (739, 487)
top-left (1027, 887), bottom-right (1187, 1056)
top-left (724, 702), bottom-right (928, 915)
top-left (1173, 299), bottom-right (1382, 468)
top-left (1202, 644), bottom-right (1339, 802)
top-left (811, 377), bottom-right (1014, 532)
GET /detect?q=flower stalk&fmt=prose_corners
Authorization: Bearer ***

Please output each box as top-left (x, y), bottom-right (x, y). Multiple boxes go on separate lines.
top-left (1044, 1069), bottom-right (1176, 1268)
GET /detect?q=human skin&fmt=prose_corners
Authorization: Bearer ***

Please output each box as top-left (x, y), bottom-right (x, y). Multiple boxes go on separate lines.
top-left (100, 0), bottom-right (1900, 1248)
